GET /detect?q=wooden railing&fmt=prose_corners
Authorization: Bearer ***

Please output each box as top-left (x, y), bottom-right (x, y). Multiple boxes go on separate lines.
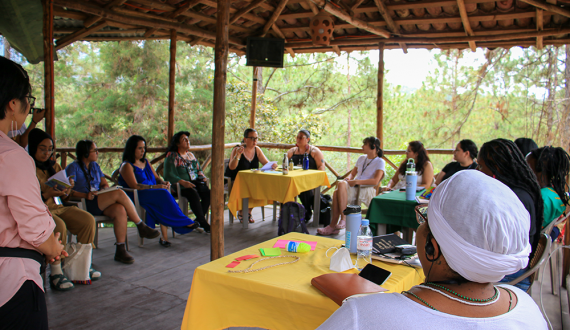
top-left (56, 142), bottom-right (453, 188)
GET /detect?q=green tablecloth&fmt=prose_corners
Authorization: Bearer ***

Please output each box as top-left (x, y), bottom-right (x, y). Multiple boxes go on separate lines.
top-left (365, 190), bottom-right (423, 232)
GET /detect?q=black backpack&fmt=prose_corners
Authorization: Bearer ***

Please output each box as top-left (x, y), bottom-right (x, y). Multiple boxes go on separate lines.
top-left (278, 202), bottom-right (309, 236)
top-left (320, 194), bottom-right (332, 227)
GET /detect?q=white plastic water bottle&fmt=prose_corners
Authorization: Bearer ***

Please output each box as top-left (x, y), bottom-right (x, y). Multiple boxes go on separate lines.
top-left (356, 219), bottom-right (373, 271)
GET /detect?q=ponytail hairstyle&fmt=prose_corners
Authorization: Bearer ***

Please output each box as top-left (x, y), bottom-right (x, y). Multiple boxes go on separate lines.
top-left (459, 139), bottom-right (478, 160)
top-left (242, 128), bottom-right (257, 143)
top-left (363, 136), bottom-right (383, 158)
top-left (529, 146), bottom-right (570, 208)
top-left (398, 141), bottom-right (430, 175)
top-left (76, 139), bottom-right (95, 162)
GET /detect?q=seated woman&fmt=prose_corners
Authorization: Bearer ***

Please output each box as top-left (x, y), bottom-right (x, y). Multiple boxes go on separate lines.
top-left (477, 138), bottom-right (543, 291)
top-left (224, 128), bottom-right (277, 223)
top-left (526, 146), bottom-right (570, 237)
top-left (286, 129), bottom-right (325, 222)
top-left (118, 135), bottom-right (201, 247)
top-left (383, 141), bottom-right (434, 191)
top-left (163, 131), bottom-right (211, 233)
top-left (434, 139), bottom-right (478, 185)
top-left (29, 129), bottom-right (98, 291)
top-left (66, 140), bottom-right (160, 264)
top-left (317, 171), bottom-right (546, 329)
top-left (317, 137), bottom-right (385, 236)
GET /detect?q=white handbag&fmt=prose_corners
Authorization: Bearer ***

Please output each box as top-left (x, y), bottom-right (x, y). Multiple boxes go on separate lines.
top-left (62, 242), bottom-right (92, 284)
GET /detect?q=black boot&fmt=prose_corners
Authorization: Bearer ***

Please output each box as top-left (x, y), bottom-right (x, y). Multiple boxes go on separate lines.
top-left (136, 221), bottom-right (160, 239)
top-left (114, 243), bottom-right (134, 264)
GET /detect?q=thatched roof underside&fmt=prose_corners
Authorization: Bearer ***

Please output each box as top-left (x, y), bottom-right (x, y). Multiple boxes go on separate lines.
top-left (54, 0), bottom-right (570, 55)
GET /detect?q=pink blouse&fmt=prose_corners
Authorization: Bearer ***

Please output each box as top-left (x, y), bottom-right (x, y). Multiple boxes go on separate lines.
top-left (0, 130), bottom-right (55, 307)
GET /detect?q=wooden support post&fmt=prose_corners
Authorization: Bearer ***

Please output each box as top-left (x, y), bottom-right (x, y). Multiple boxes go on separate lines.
top-left (377, 43), bottom-right (384, 148)
top-left (168, 29), bottom-right (177, 144)
top-left (536, 9), bottom-right (544, 49)
top-left (211, 0), bottom-right (230, 261)
top-left (250, 67), bottom-right (258, 128)
top-left (43, 0), bottom-right (55, 138)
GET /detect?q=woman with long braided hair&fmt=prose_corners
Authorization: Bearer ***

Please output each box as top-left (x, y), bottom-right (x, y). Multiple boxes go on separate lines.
top-left (477, 139), bottom-right (543, 291)
top-left (526, 147), bottom-right (570, 228)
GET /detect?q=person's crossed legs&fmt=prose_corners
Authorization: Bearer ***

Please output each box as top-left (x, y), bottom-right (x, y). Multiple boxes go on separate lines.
top-left (317, 181), bottom-right (349, 236)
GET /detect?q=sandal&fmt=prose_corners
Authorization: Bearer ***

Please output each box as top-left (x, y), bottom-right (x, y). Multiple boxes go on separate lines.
top-left (238, 212), bottom-right (244, 223)
top-left (89, 268), bottom-right (101, 281)
top-left (49, 274), bottom-right (75, 291)
top-left (248, 214), bottom-right (255, 223)
top-left (317, 225), bottom-right (340, 236)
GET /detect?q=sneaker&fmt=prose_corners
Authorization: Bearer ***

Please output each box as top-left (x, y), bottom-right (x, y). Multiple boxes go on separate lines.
top-left (317, 225), bottom-right (340, 236)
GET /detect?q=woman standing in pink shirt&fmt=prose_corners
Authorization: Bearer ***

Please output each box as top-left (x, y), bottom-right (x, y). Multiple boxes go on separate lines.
top-left (0, 57), bottom-right (67, 329)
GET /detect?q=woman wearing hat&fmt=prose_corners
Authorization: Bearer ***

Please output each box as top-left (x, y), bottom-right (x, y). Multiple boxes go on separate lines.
top-left (317, 171), bottom-right (546, 329)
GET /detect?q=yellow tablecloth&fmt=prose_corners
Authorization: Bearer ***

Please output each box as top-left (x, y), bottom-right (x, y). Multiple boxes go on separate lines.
top-left (181, 233), bottom-right (424, 330)
top-left (227, 169), bottom-right (330, 217)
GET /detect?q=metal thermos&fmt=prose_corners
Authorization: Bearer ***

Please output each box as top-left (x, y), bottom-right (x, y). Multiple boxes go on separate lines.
top-left (344, 205), bottom-right (362, 253)
top-left (282, 154), bottom-right (289, 175)
top-left (405, 158), bottom-right (417, 200)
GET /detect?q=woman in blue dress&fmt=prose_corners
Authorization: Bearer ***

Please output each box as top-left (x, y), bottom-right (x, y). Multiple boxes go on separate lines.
top-left (118, 135), bottom-right (200, 247)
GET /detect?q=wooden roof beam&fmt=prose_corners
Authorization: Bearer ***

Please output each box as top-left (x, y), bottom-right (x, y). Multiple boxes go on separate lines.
top-left (372, 0), bottom-right (407, 52)
top-left (457, 0), bottom-right (477, 51)
top-left (229, 0), bottom-right (267, 25)
top-left (308, 0), bottom-right (391, 38)
top-left (260, 0), bottom-right (289, 37)
top-left (307, 0), bottom-right (319, 15)
top-left (54, 0), bottom-right (245, 46)
top-left (536, 9), bottom-right (543, 49)
top-left (84, 0), bottom-right (127, 27)
top-left (55, 21), bottom-right (108, 51)
top-left (518, 0), bottom-right (570, 18)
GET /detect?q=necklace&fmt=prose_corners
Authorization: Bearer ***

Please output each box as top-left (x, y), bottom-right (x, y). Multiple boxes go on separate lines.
top-left (227, 255), bottom-right (299, 273)
top-left (426, 282), bottom-right (498, 302)
top-left (361, 157), bottom-right (376, 174)
top-left (402, 291), bottom-right (438, 311)
top-left (418, 284), bottom-right (500, 306)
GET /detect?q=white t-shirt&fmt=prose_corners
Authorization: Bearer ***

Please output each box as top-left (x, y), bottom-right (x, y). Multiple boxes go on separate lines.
top-left (354, 155), bottom-right (385, 180)
top-left (317, 285), bottom-right (547, 330)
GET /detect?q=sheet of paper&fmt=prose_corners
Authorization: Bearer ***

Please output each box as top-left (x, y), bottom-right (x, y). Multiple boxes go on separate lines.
top-left (260, 161), bottom-right (277, 171)
top-left (260, 248), bottom-right (281, 256)
top-left (273, 239), bottom-right (317, 251)
top-left (235, 255), bottom-right (259, 261)
top-left (226, 261), bottom-right (241, 268)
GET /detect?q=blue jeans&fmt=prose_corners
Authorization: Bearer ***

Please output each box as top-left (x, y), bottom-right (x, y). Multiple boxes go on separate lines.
top-left (500, 267), bottom-right (531, 292)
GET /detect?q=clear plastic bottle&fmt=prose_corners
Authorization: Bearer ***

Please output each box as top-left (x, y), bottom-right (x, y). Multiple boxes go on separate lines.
top-left (356, 219), bottom-right (373, 271)
top-left (282, 153), bottom-right (289, 175)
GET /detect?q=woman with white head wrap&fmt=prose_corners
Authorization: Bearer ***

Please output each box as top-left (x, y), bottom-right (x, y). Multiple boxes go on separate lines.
top-left (317, 170), bottom-right (547, 330)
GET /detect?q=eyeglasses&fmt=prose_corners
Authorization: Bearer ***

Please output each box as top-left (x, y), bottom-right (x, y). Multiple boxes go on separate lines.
top-left (38, 147), bottom-right (54, 154)
top-left (90, 149), bottom-right (99, 154)
top-left (415, 205), bottom-right (428, 225)
top-left (246, 137), bottom-right (258, 141)
top-left (27, 96), bottom-right (36, 108)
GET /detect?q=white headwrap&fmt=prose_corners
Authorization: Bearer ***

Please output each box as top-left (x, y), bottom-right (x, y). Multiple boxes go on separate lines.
top-left (427, 170), bottom-right (532, 283)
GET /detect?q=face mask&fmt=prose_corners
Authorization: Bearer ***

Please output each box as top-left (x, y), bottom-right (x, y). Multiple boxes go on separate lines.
top-left (326, 247), bottom-right (356, 272)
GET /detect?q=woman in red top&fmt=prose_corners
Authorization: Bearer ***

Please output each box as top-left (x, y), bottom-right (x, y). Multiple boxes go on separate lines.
top-left (0, 57), bottom-right (67, 329)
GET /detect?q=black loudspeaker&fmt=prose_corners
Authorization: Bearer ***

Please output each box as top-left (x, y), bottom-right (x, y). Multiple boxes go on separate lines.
top-left (246, 37), bottom-right (284, 68)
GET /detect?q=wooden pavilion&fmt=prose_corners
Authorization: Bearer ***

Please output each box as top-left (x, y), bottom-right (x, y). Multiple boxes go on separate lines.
top-left (2, 0), bottom-right (570, 264)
